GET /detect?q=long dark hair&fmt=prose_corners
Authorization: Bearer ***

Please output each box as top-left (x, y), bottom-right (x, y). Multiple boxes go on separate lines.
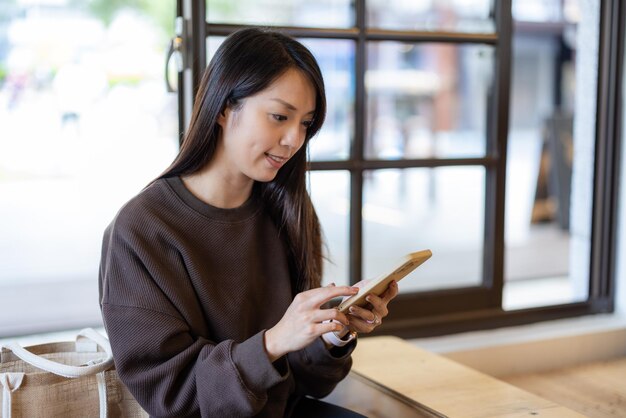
top-left (159, 28), bottom-right (325, 293)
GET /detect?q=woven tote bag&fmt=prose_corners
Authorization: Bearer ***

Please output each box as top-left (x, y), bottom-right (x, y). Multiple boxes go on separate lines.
top-left (0, 328), bottom-right (148, 418)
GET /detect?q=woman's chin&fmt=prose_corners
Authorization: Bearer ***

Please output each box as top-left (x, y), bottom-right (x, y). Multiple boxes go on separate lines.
top-left (251, 170), bottom-right (279, 183)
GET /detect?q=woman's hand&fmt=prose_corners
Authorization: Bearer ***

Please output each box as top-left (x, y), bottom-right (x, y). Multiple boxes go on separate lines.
top-left (264, 284), bottom-right (359, 362)
top-left (345, 280), bottom-right (399, 334)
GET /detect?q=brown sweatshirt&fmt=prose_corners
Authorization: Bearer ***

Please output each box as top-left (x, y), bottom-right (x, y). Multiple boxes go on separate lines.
top-left (99, 176), bottom-right (354, 418)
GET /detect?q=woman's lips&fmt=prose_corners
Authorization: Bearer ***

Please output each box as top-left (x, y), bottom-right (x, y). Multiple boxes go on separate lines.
top-left (265, 153), bottom-right (288, 169)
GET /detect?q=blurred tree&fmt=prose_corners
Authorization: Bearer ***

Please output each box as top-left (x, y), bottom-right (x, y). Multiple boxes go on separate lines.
top-left (70, 0), bottom-right (175, 39)
top-left (72, 0), bottom-right (248, 40)
top-left (206, 0), bottom-right (238, 17)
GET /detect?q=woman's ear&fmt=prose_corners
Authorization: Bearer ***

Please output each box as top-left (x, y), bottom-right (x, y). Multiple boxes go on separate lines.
top-left (218, 98), bottom-right (242, 128)
top-left (217, 106), bottom-right (229, 128)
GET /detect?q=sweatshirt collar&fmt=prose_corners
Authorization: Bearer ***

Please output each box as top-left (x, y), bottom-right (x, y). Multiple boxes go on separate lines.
top-left (165, 176), bottom-right (261, 222)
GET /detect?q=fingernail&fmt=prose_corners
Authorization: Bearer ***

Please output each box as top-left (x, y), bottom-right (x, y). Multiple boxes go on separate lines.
top-left (349, 306), bottom-right (356, 313)
top-left (366, 296), bottom-right (372, 302)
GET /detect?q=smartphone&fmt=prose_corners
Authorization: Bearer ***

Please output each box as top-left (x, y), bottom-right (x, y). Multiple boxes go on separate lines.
top-left (337, 249), bottom-right (432, 313)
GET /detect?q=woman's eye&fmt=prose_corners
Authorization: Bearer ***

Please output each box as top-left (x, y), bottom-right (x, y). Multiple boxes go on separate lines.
top-left (272, 114), bottom-right (287, 122)
top-left (302, 120), bottom-right (313, 128)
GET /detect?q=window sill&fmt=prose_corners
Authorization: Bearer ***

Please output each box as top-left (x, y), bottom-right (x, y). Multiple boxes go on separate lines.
top-left (410, 312), bottom-right (626, 377)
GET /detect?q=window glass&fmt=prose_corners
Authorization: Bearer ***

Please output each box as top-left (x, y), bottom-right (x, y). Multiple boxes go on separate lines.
top-left (366, 41), bottom-right (493, 160)
top-left (307, 171), bottom-right (350, 286)
top-left (303, 39), bottom-right (354, 161)
top-left (0, 1), bottom-right (178, 334)
top-left (367, 0), bottom-right (495, 33)
top-left (206, 0), bottom-right (354, 28)
top-left (363, 167), bottom-right (485, 292)
top-left (512, 0), bottom-right (581, 23)
top-left (504, 0), bottom-right (596, 309)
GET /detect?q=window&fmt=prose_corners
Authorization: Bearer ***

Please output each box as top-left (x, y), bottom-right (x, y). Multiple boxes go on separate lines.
top-left (188, 0), bottom-right (623, 337)
top-left (0, 1), bottom-right (178, 336)
top-left (2, 0), bottom-right (621, 338)
top-left (504, 1), bottom-right (597, 310)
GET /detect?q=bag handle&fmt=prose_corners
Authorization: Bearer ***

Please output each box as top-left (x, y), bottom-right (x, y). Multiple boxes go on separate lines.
top-left (1, 328), bottom-right (114, 378)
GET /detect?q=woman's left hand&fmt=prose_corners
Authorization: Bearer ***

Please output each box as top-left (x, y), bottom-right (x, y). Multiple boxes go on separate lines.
top-left (346, 280), bottom-right (399, 334)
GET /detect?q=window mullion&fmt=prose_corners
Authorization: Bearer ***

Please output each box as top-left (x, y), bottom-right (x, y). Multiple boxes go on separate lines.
top-left (482, 0), bottom-right (512, 306)
top-left (590, 0), bottom-right (625, 304)
top-left (350, 0), bottom-right (367, 285)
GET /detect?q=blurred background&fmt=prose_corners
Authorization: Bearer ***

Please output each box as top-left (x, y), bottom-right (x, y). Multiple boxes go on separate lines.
top-left (0, 0), bottom-right (602, 334)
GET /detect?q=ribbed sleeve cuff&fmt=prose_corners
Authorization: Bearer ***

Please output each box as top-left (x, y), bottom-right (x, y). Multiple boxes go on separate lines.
top-left (230, 330), bottom-right (290, 393)
top-left (307, 334), bottom-right (356, 363)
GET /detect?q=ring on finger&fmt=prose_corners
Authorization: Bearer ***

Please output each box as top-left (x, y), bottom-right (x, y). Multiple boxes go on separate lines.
top-left (367, 313), bottom-right (380, 325)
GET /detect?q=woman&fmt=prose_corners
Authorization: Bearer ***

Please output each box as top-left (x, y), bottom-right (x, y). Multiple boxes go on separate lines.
top-left (99, 28), bottom-right (398, 417)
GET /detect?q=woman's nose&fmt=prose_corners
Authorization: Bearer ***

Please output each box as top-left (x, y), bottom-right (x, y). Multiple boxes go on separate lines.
top-left (281, 123), bottom-right (305, 150)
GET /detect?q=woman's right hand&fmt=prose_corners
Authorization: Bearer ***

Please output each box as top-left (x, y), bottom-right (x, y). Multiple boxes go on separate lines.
top-left (264, 284), bottom-right (358, 362)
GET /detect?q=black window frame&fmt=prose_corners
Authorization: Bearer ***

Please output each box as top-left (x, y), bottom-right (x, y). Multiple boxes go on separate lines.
top-left (175, 0), bottom-right (624, 338)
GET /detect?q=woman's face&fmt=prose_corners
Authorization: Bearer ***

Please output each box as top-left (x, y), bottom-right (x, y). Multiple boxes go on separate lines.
top-left (216, 68), bottom-right (316, 184)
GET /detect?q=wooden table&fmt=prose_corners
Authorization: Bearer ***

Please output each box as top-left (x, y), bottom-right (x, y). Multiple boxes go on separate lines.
top-left (325, 336), bottom-right (585, 418)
